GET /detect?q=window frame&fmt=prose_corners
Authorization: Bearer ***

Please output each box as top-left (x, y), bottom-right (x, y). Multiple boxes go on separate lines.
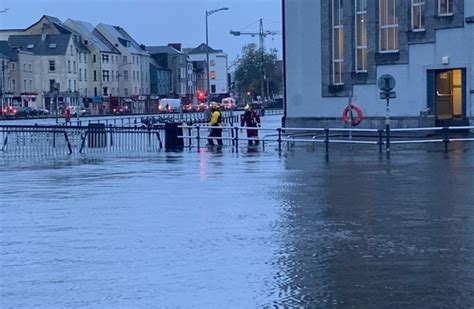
top-left (355, 0), bottom-right (368, 72)
top-left (379, 0), bottom-right (399, 53)
top-left (438, 0), bottom-right (453, 16)
top-left (332, 0), bottom-right (344, 85)
top-left (411, 0), bottom-right (425, 32)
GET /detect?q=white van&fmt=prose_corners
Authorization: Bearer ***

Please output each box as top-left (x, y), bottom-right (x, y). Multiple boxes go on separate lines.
top-left (221, 97), bottom-right (236, 110)
top-left (158, 98), bottom-right (182, 113)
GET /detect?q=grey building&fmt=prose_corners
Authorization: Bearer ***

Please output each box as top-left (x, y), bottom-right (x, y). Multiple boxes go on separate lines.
top-left (283, 0), bottom-right (474, 128)
top-left (146, 44), bottom-right (190, 99)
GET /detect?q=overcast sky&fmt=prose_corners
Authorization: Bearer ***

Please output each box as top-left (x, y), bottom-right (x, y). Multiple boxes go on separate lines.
top-left (0, 0), bottom-right (282, 65)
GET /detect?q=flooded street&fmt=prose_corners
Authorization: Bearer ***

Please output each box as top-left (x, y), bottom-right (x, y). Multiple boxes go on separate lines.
top-left (1, 142), bottom-right (474, 307)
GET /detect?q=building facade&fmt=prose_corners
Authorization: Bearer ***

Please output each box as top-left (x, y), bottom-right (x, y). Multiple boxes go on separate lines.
top-left (185, 43), bottom-right (229, 98)
top-left (283, 0), bottom-right (474, 128)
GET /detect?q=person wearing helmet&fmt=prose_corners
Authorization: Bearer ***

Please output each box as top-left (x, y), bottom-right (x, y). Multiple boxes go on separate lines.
top-left (240, 104), bottom-right (261, 146)
top-left (207, 102), bottom-right (223, 146)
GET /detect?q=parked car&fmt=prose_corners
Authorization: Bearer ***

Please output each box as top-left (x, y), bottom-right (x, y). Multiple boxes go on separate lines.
top-left (113, 105), bottom-right (130, 115)
top-left (194, 102), bottom-right (209, 112)
top-left (221, 97), bottom-right (236, 110)
top-left (2, 106), bottom-right (18, 118)
top-left (158, 98), bottom-right (181, 113)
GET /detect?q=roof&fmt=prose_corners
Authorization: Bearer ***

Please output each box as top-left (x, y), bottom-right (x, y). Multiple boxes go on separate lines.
top-left (7, 34), bottom-right (71, 55)
top-left (186, 43), bottom-right (223, 55)
top-left (65, 19), bottom-right (119, 54)
top-left (97, 23), bottom-right (148, 56)
top-left (146, 45), bottom-right (182, 55)
top-left (0, 41), bottom-right (18, 61)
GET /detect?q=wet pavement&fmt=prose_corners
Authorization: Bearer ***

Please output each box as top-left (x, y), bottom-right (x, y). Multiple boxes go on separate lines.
top-left (1, 133), bottom-right (473, 307)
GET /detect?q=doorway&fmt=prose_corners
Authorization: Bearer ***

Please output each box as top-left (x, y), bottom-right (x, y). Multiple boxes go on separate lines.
top-left (431, 69), bottom-right (466, 126)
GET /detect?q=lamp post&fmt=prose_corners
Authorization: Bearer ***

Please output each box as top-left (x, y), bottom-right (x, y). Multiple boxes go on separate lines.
top-left (205, 7), bottom-right (228, 104)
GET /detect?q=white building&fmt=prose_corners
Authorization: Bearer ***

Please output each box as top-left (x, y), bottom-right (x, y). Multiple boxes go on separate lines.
top-left (283, 0), bottom-right (474, 128)
top-left (185, 43), bottom-right (229, 97)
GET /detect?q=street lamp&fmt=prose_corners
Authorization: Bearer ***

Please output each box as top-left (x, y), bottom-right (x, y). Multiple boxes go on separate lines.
top-left (205, 7), bottom-right (228, 104)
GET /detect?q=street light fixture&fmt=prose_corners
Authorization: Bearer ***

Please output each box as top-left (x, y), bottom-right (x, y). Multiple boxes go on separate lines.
top-left (205, 7), bottom-right (228, 104)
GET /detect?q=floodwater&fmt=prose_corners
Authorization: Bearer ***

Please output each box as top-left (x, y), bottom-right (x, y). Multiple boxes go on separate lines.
top-left (1, 124), bottom-right (474, 307)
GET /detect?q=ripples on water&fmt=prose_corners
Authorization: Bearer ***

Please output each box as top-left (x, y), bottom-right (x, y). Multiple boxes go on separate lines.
top-left (1, 147), bottom-right (473, 307)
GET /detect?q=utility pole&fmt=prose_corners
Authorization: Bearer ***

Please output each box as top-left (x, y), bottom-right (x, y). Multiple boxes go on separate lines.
top-left (230, 19), bottom-right (278, 105)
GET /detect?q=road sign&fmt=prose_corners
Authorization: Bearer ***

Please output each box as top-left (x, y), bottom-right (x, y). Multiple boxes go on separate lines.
top-left (380, 91), bottom-right (396, 99)
top-left (378, 74), bottom-right (396, 91)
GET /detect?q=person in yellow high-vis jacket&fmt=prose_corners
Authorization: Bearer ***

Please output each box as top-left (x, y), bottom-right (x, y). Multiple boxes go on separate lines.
top-left (208, 103), bottom-right (223, 146)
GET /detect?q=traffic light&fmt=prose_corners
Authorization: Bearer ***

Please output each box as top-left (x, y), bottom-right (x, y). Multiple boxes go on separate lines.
top-left (197, 91), bottom-right (206, 102)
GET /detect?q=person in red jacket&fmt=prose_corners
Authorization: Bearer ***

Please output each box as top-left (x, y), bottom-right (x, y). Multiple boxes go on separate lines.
top-left (64, 107), bottom-right (71, 124)
top-left (240, 104), bottom-right (261, 146)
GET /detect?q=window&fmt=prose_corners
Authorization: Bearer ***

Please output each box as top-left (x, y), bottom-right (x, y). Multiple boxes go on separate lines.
top-left (102, 54), bottom-right (109, 63)
top-left (23, 79), bottom-right (27, 90)
top-left (439, 0), bottom-right (453, 15)
top-left (379, 0), bottom-right (399, 52)
top-left (93, 54), bottom-right (96, 63)
top-left (94, 70), bottom-right (97, 82)
top-left (49, 80), bottom-right (55, 92)
top-left (210, 71), bottom-right (216, 80)
top-left (124, 70), bottom-right (129, 80)
top-left (210, 60), bottom-right (215, 66)
top-left (49, 60), bottom-right (55, 72)
top-left (68, 60), bottom-right (72, 73)
top-left (73, 61), bottom-right (76, 74)
top-left (133, 71), bottom-right (136, 81)
top-left (123, 56), bottom-right (128, 64)
top-left (111, 70), bottom-right (114, 81)
top-left (74, 80), bottom-right (77, 91)
top-left (23, 63), bottom-right (26, 71)
top-left (412, 0), bottom-right (425, 31)
top-left (355, 0), bottom-right (368, 72)
top-left (79, 68), bottom-right (82, 81)
top-left (102, 70), bottom-right (110, 82)
top-left (70, 46), bottom-right (73, 56)
top-left (332, 0), bottom-right (344, 84)
top-left (84, 69), bottom-right (88, 81)
top-left (11, 63), bottom-right (15, 70)
top-left (49, 43), bottom-right (57, 49)
top-left (103, 87), bottom-right (108, 96)
top-left (28, 63), bottom-right (32, 72)
top-left (27, 44), bottom-right (34, 49)
top-left (68, 79), bottom-right (71, 91)
top-left (11, 79), bottom-right (16, 92)
top-left (29, 79), bottom-right (32, 91)
top-left (124, 88), bottom-right (129, 96)
top-left (211, 84), bottom-right (216, 93)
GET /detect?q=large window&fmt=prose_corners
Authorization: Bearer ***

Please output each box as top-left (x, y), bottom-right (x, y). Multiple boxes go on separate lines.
top-left (438, 0), bottom-right (453, 15)
top-left (379, 0), bottom-right (399, 52)
top-left (102, 70), bottom-right (110, 82)
top-left (412, 0), bottom-right (425, 31)
top-left (332, 0), bottom-right (344, 84)
top-left (355, 0), bottom-right (368, 72)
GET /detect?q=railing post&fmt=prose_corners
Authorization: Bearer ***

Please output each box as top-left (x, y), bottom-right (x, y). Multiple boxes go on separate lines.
top-left (196, 126), bottom-right (200, 150)
top-left (277, 128), bottom-right (282, 152)
top-left (188, 126), bottom-right (192, 148)
top-left (378, 129), bottom-right (383, 153)
top-left (234, 126), bottom-right (239, 150)
top-left (324, 128), bottom-right (329, 157)
top-left (386, 123), bottom-right (391, 156)
top-left (443, 126), bottom-right (449, 153)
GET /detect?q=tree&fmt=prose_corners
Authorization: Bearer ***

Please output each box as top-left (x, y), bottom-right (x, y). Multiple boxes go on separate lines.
top-left (233, 43), bottom-right (282, 102)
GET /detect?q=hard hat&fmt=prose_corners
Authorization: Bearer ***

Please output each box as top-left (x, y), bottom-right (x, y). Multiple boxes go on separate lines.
top-left (244, 104), bottom-right (251, 111)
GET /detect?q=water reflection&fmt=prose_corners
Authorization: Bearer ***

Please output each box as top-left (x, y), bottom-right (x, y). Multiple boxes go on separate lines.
top-left (274, 150), bottom-right (474, 307)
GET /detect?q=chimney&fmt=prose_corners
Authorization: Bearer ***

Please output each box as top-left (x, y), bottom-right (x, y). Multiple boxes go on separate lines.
top-left (168, 43), bottom-right (181, 51)
top-left (41, 23), bottom-right (49, 41)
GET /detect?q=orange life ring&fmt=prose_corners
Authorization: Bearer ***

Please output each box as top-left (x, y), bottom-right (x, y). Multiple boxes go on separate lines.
top-left (342, 104), bottom-right (363, 126)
